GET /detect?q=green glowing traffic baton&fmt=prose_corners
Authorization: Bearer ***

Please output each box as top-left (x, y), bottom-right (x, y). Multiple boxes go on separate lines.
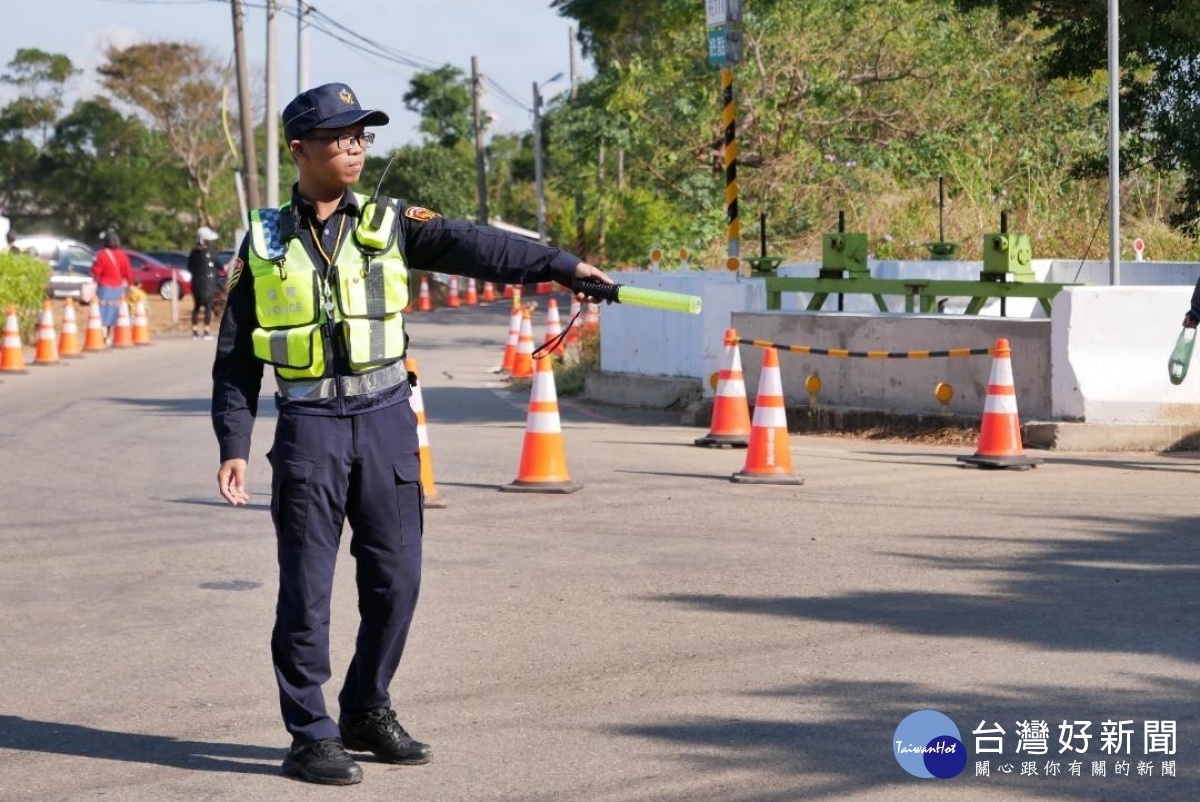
top-left (1169, 326), bottom-right (1196, 385)
top-left (573, 280), bottom-right (702, 315)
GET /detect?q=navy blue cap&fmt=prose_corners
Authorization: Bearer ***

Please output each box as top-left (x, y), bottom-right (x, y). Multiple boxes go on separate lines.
top-left (283, 83), bottom-right (389, 141)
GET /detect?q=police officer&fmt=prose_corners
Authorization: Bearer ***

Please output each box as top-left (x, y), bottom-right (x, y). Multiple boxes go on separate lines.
top-left (211, 82), bottom-right (613, 786)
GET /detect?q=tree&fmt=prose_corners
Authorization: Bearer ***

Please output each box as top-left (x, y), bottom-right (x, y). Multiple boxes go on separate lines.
top-left (402, 65), bottom-right (475, 148)
top-left (955, 0), bottom-right (1200, 235)
top-left (97, 41), bottom-right (236, 230)
top-left (1, 48), bottom-right (80, 147)
top-left (40, 99), bottom-right (192, 246)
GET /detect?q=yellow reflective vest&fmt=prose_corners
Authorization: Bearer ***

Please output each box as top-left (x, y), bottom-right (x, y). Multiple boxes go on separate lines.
top-left (246, 194), bottom-right (409, 385)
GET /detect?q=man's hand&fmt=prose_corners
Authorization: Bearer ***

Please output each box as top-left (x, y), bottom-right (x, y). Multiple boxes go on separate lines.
top-left (218, 458), bottom-right (250, 506)
top-left (572, 262), bottom-right (614, 303)
top-left (1185, 312), bottom-right (1198, 329)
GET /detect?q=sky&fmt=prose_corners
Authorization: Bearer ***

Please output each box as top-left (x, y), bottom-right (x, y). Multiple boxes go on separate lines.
top-left (2, 0), bottom-right (592, 151)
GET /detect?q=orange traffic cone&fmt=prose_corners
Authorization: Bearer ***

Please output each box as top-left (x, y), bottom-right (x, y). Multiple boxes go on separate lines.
top-left (132, 299), bottom-right (151, 345)
top-left (417, 275), bottom-right (433, 312)
top-left (84, 302), bottom-right (107, 352)
top-left (111, 301), bottom-right (134, 348)
top-left (958, 338), bottom-right (1041, 469)
top-left (544, 298), bottom-right (563, 355)
top-left (482, 281), bottom-right (496, 303)
top-left (536, 281), bottom-right (553, 295)
top-left (696, 328), bottom-right (751, 447)
top-left (566, 296), bottom-right (582, 345)
top-left (501, 352), bottom-right (581, 493)
top-left (510, 308), bottom-right (535, 379)
top-left (504, 284), bottom-right (515, 299)
top-left (1, 305), bottom-right (28, 374)
top-left (447, 275), bottom-right (461, 308)
top-left (499, 305), bottom-right (522, 374)
top-left (405, 357), bottom-right (447, 508)
top-left (583, 301), bottom-right (600, 331)
top-left (58, 299), bottom-right (83, 358)
top-left (32, 300), bottom-right (61, 366)
top-left (731, 347), bottom-right (803, 485)
top-left (465, 277), bottom-right (479, 305)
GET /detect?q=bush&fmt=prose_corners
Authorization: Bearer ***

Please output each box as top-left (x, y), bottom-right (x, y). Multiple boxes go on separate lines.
top-left (0, 253), bottom-right (51, 340)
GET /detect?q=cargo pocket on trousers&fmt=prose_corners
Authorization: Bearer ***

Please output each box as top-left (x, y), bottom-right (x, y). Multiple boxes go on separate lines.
top-left (392, 460), bottom-right (424, 545)
top-left (272, 457), bottom-right (315, 546)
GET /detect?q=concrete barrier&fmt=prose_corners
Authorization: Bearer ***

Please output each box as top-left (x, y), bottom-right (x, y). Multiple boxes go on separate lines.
top-left (590, 263), bottom-right (1200, 448)
top-left (730, 311), bottom-right (1052, 420)
top-left (1051, 285), bottom-right (1200, 422)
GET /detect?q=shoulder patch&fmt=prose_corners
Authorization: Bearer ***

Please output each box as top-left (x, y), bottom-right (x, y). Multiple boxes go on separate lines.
top-left (225, 257), bottom-right (244, 291)
top-left (403, 206), bottom-right (441, 223)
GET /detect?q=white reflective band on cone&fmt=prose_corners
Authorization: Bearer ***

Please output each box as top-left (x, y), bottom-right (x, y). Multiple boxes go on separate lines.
top-left (525, 412), bottom-right (562, 434)
top-left (751, 404), bottom-right (788, 428)
top-left (984, 395), bottom-right (1019, 415)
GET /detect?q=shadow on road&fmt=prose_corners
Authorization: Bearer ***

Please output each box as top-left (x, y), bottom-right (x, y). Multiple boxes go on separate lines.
top-left (0, 716), bottom-right (280, 776)
top-left (612, 513), bottom-right (1200, 799)
top-left (611, 678), bottom-right (1198, 801)
top-left (648, 513), bottom-right (1200, 662)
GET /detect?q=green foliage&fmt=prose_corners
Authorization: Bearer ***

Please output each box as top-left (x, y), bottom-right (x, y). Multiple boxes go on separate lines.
top-left (956, 0), bottom-right (1200, 236)
top-left (1, 48), bottom-right (80, 147)
top-left (0, 252), bottom-right (50, 338)
top-left (97, 41), bottom-right (236, 235)
top-left (402, 64), bottom-right (476, 148)
top-left (364, 142), bottom-right (477, 220)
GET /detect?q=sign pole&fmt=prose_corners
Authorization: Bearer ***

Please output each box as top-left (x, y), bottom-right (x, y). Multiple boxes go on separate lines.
top-left (722, 67), bottom-right (739, 264)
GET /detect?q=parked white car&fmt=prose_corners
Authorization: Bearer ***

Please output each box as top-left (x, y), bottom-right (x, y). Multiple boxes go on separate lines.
top-left (13, 236), bottom-right (98, 303)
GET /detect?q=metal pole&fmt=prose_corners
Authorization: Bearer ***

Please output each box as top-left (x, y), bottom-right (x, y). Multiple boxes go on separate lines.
top-left (1108, 0), bottom-right (1120, 285)
top-left (296, 0), bottom-right (309, 93)
top-left (533, 81), bottom-right (547, 244)
top-left (721, 67), bottom-right (739, 260)
top-left (265, 0), bottom-right (279, 208)
top-left (231, 0), bottom-right (260, 209)
top-left (568, 27), bottom-right (579, 100)
top-left (472, 56), bottom-right (489, 226)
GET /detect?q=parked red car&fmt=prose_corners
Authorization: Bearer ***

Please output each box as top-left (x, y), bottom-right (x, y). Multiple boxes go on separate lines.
top-left (124, 249), bottom-right (192, 300)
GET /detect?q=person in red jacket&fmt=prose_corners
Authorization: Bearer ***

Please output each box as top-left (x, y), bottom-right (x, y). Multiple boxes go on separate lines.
top-left (91, 231), bottom-right (133, 342)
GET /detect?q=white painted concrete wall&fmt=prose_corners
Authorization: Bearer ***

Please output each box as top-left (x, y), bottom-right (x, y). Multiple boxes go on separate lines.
top-left (599, 271), bottom-right (764, 387)
top-left (598, 263), bottom-right (1200, 422)
top-left (1051, 286), bottom-right (1200, 423)
top-left (730, 311), bottom-right (1052, 420)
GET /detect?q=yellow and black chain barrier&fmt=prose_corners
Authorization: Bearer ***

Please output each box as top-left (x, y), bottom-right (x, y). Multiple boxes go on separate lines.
top-left (737, 338), bottom-right (994, 360)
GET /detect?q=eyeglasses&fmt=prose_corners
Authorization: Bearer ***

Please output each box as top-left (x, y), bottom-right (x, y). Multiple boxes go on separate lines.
top-left (305, 132), bottom-right (376, 151)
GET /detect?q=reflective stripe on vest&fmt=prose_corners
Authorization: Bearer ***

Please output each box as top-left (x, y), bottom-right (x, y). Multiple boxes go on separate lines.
top-left (276, 357), bottom-right (409, 400)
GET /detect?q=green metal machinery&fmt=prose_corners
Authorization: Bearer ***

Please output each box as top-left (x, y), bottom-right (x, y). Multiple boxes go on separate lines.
top-left (762, 211), bottom-right (1074, 315)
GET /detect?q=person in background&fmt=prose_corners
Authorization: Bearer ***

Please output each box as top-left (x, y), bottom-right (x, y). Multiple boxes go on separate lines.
top-left (189, 226), bottom-right (221, 340)
top-left (91, 231), bottom-right (132, 342)
top-left (4, 231), bottom-right (18, 253)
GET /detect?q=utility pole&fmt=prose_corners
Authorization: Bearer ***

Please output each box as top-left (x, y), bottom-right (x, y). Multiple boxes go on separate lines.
top-left (1108, 0), bottom-right (1120, 285)
top-left (597, 143), bottom-right (605, 264)
top-left (568, 27), bottom-right (579, 100)
top-left (471, 56), bottom-right (489, 226)
top-left (297, 0), bottom-right (309, 93)
top-left (265, 0), bottom-right (279, 207)
top-left (231, 0), bottom-right (260, 209)
top-left (532, 81), bottom-right (547, 243)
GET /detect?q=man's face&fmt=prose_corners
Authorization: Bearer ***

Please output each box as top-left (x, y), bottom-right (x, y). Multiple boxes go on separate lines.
top-left (292, 125), bottom-right (368, 189)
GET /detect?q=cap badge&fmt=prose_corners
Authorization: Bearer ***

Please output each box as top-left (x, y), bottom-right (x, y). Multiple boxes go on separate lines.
top-left (338, 88), bottom-right (354, 105)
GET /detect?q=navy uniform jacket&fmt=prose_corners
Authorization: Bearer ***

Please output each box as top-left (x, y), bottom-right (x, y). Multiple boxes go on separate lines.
top-left (212, 187), bottom-right (580, 463)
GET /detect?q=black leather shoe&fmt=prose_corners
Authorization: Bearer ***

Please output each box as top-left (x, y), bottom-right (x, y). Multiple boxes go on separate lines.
top-left (340, 708), bottom-right (432, 765)
top-left (281, 738), bottom-right (363, 785)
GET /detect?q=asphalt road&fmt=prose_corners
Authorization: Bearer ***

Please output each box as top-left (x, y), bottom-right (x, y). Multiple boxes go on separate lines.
top-left (1, 300), bottom-right (1198, 801)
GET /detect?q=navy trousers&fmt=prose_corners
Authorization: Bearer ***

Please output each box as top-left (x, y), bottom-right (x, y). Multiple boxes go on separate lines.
top-left (267, 399), bottom-right (424, 744)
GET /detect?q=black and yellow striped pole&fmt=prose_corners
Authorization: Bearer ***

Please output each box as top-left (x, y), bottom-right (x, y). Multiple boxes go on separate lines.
top-left (722, 67), bottom-right (740, 269)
